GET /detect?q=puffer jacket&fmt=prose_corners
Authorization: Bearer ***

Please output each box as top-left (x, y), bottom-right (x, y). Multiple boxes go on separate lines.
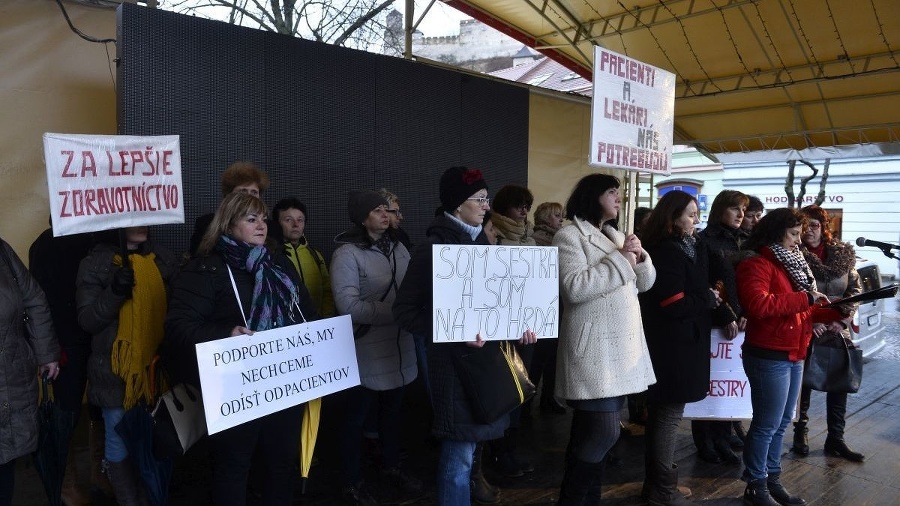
top-left (393, 214), bottom-right (508, 442)
top-left (0, 239), bottom-right (59, 464)
top-left (736, 247), bottom-right (844, 361)
top-left (331, 227), bottom-right (416, 391)
top-left (552, 218), bottom-right (657, 401)
top-left (77, 241), bottom-right (178, 407)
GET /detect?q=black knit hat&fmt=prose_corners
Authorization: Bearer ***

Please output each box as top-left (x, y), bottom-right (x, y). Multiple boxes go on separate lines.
top-left (439, 166), bottom-right (488, 212)
top-left (347, 190), bottom-right (388, 225)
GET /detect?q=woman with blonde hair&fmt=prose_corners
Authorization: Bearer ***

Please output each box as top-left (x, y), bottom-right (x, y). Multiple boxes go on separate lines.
top-left (165, 192), bottom-right (318, 506)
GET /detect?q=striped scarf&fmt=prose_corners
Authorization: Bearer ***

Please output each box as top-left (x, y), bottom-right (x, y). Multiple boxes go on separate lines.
top-left (217, 235), bottom-right (300, 331)
top-left (111, 252), bottom-right (166, 409)
top-left (769, 243), bottom-right (817, 292)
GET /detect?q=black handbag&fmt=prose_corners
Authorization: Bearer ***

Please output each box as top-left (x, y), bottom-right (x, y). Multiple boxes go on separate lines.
top-left (452, 341), bottom-right (536, 424)
top-left (802, 331), bottom-right (864, 394)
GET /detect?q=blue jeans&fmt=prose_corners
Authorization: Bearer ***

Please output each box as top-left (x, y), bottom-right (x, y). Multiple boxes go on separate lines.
top-left (742, 355), bottom-right (803, 480)
top-left (102, 407), bottom-right (129, 462)
top-left (436, 439), bottom-right (476, 506)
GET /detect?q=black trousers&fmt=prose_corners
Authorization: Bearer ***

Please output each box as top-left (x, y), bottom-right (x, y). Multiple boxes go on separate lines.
top-left (209, 404), bottom-right (304, 506)
top-left (798, 386), bottom-right (848, 439)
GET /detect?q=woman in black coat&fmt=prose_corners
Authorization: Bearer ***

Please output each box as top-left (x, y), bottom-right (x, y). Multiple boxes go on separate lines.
top-left (638, 191), bottom-right (721, 506)
top-left (393, 167), bottom-right (536, 506)
top-left (165, 192), bottom-right (318, 506)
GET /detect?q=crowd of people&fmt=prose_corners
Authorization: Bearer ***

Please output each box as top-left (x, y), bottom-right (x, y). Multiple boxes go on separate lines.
top-left (0, 161), bottom-right (869, 506)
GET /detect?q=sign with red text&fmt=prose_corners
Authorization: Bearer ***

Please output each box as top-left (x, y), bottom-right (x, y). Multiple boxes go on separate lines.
top-left (589, 47), bottom-right (675, 175)
top-left (195, 315), bottom-right (359, 435)
top-left (432, 245), bottom-right (559, 342)
top-left (684, 329), bottom-right (753, 420)
top-left (43, 133), bottom-right (184, 236)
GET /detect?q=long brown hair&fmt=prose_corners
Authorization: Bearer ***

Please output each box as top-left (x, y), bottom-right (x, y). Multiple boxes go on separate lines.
top-left (641, 190), bottom-right (697, 248)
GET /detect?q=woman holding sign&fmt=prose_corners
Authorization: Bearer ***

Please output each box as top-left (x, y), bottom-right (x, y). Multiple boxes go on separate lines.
top-left (394, 167), bottom-right (537, 506)
top-left (164, 192), bottom-right (318, 506)
top-left (552, 174), bottom-right (656, 505)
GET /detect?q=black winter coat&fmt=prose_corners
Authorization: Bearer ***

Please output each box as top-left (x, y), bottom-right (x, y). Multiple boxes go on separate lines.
top-left (163, 252), bottom-right (319, 389)
top-left (639, 237), bottom-right (715, 404)
top-left (698, 222), bottom-right (742, 323)
top-left (393, 215), bottom-right (509, 442)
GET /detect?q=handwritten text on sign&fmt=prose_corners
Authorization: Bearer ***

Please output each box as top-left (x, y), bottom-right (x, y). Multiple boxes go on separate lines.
top-left (42, 133), bottom-right (184, 237)
top-left (589, 47), bottom-right (675, 175)
top-left (684, 329), bottom-right (752, 420)
top-left (432, 245), bottom-right (559, 342)
top-left (196, 315), bottom-right (359, 435)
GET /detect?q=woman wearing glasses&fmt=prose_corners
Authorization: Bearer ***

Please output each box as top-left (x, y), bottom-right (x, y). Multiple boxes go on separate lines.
top-left (792, 205), bottom-right (864, 462)
top-left (394, 167), bottom-right (537, 506)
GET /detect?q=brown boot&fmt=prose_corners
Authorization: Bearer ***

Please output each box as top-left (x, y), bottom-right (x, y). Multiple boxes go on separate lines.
top-left (89, 420), bottom-right (115, 502)
top-left (61, 439), bottom-right (91, 506)
top-left (106, 459), bottom-right (147, 506)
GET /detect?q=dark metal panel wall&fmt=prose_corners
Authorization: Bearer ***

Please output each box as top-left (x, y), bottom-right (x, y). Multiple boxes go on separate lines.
top-left (117, 4), bottom-right (528, 260)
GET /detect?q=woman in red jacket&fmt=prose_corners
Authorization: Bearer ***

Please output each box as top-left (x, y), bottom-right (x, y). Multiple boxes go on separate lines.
top-left (735, 208), bottom-right (840, 506)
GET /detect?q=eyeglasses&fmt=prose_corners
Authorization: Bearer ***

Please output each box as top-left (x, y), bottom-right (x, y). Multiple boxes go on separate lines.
top-left (807, 222), bottom-right (822, 230)
top-left (467, 197), bottom-right (491, 206)
top-left (386, 208), bottom-right (402, 216)
top-left (516, 204), bottom-right (532, 212)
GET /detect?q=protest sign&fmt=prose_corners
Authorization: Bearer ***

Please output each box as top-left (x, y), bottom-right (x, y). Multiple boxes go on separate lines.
top-left (196, 315), bottom-right (359, 435)
top-left (432, 244), bottom-right (559, 342)
top-left (42, 133), bottom-right (184, 236)
top-left (684, 329), bottom-right (752, 420)
top-left (589, 47), bottom-right (675, 175)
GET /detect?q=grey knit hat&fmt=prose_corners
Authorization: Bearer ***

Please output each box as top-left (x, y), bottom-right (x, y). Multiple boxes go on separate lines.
top-left (347, 190), bottom-right (388, 225)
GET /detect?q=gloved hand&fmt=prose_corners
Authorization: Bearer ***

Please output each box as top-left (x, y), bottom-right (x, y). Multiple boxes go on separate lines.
top-left (111, 266), bottom-right (135, 298)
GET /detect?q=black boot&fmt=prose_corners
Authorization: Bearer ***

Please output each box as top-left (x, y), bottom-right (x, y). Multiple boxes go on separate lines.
top-left (494, 428), bottom-right (533, 477)
top-left (824, 437), bottom-right (865, 462)
top-left (766, 472), bottom-right (806, 505)
top-left (691, 422), bottom-right (721, 463)
top-left (558, 458), bottom-right (602, 506)
top-left (790, 423), bottom-right (809, 456)
top-left (743, 478), bottom-right (779, 506)
top-left (714, 437), bottom-right (742, 465)
top-left (730, 421), bottom-right (746, 449)
top-left (471, 443), bottom-right (500, 504)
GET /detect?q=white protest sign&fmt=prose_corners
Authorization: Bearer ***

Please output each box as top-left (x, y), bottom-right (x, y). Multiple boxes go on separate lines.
top-left (42, 133), bottom-right (184, 236)
top-left (589, 47), bottom-right (675, 175)
top-left (195, 315), bottom-right (359, 435)
top-left (432, 245), bottom-right (559, 342)
top-left (684, 329), bottom-right (752, 420)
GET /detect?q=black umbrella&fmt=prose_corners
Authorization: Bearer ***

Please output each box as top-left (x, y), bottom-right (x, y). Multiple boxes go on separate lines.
top-left (32, 376), bottom-right (75, 506)
top-left (115, 404), bottom-right (173, 506)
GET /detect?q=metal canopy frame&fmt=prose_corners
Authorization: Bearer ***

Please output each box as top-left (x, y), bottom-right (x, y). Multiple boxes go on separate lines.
top-left (416, 0), bottom-right (900, 155)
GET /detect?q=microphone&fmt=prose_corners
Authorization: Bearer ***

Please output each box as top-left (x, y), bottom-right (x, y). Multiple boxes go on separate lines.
top-left (855, 237), bottom-right (900, 251)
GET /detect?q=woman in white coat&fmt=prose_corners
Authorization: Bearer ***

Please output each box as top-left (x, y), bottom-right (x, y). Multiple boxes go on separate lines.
top-left (553, 174), bottom-right (657, 505)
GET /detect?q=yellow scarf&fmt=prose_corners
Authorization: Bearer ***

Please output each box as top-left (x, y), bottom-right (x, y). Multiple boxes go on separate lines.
top-left (111, 252), bottom-right (167, 409)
